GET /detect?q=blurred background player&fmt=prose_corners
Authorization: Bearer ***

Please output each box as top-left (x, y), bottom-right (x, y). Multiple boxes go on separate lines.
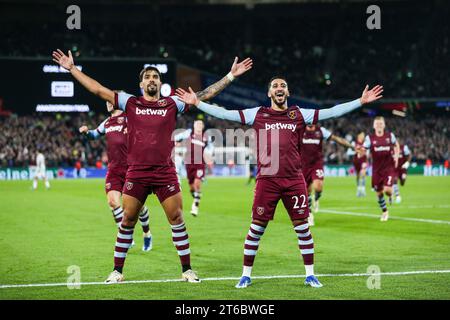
top-left (174, 142), bottom-right (185, 185)
top-left (362, 116), bottom-right (400, 221)
top-left (32, 149), bottom-right (50, 190)
top-left (246, 148), bottom-right (257, 185)
top-left (79, 100), bottom-right (153, 252)
top-left (176, 79), bottom-right (383, 289)
top-left (392, 140), bottom-right (412, 203)
top-left (175, 120), bottom-right (214, 216)
top-left (301, 123), bottom-right (355, 225)
top-left (349, 132), bottom-right (369, 197)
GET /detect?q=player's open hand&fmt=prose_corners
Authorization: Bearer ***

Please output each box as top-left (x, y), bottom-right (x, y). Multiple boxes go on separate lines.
top-left (176, 87), bottom-right (200, 106)
top-left (230, 57), bottom-right (253, 78)
top-left (79, 126), bottom-right (89, 134)
top-left (360, 85), bottom-right (383, 105)
top-left (355, 145), bottom-right (366, 154)
top-left (52, 49), bottom-right (75, 71)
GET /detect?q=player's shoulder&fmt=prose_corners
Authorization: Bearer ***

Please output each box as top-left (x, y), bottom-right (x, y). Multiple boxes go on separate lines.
top-left (117, 91), bottom-right (137, 102)
top-left (117, 92), bottom-right (138, 108)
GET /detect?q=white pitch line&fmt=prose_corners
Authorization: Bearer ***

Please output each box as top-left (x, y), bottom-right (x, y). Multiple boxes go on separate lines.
top-left (1, 270), bottom-right (450, 289)
top-left (336, 205), bottom-right (450, 210)
top-left (320, 209), bottom-right (450, 225)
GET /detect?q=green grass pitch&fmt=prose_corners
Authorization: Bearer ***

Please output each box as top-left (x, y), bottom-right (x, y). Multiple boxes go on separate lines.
top-left (1, 176), bottom-right (449, 300)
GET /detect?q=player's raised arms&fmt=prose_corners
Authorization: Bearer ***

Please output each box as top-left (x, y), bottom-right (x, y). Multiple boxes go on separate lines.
top-left (195, 57), bottom-right (253, 101)
top-left (52, 49), bottom-right (115, 105)
top-left (175, 85), bottom-right (383, 125)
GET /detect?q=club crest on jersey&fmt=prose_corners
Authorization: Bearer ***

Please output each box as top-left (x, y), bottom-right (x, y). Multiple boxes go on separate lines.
top-left (288, 110), bottom-right (297, 120)
top-left (126, 182), bottom-right (133, 190)
top-left (117, 117), bottom-right (124, 124)
top-left (105, 183), bottom-right (111, 190)
top-left (158, 99), bottom-right (168, 107)
top-left (257, 207), bottom-right (265, 215)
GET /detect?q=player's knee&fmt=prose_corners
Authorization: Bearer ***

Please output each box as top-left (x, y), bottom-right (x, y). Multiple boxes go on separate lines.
top-left (384, 188), bottom-right (393, 196)
top-left (168, 208), bottom-right (184, 225)
top-left (121, 213), bottom-right (138, 228)
top-left (108, 198), bottom-right (120, 209)
top-left (293, 218), bottom-right (308, 227)
top-left (252, 219), bottom-right (268, 227)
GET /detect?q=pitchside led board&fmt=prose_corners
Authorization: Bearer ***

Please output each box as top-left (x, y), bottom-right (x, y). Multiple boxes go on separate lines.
top-left (0, 58), bottom-right (176, 115)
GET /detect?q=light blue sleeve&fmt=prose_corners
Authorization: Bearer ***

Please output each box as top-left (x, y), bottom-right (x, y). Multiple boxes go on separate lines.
top-left (171, 96), bottom-right (187, 113)
top-left (363, 135), bottom-right (371, 149)
top-left (320, 127), bottom-right (332, 140)
top-left (299, 99), bottom-right (362, 124)
top-left (403, 145), bottom-right (411, 156)
top-left (197, 102), bottom-right (260, 125)
top-left (87, 119), bottom-right (107, 139)
top-left (117, 92), bottom-right (134, 111)
top-left (390, 132), bottom-right (397, 144)
top-left (347, 142), bottom-right (356, 156)
top-left (174, 129), bottom-right (192, 142)
top-left (240, 107), bottom-right (260, 125)
top-left (318, 99), bottom-right (362, 120)
top-left (298, 108), bottom-right (316, 124)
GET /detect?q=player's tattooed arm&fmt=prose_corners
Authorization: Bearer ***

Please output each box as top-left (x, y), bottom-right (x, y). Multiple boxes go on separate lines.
top-left (195, 57), bottom-right (253, 101)
top-left (52, 49), bottom-right (115, 105)
top-left (196, 76), bottom-right (231, 101)
top-left (176, 87), bottom-right (245, 123)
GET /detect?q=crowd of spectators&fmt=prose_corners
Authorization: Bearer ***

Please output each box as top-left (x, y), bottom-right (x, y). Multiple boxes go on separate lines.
top-left (0, 113), bottom-right (107, 168)
top-left (1, 111), bottom-right (448, 168)
top-left (1, 1), bottom-right (449, 100)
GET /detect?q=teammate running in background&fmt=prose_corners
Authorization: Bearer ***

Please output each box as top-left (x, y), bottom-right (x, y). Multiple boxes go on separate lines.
top-left (53, 48), bottom-right (252, 284)
top-left (301, 123), bottom-right (355, 225)
top-left (174, 142), bottom-right (185, 185)
top-left (174, 120), bottom-right (214, 216)
top-left (246, 149), bottom-right (257, 185)
top-left (392, 140), bottom-right (412, 203)
top-left (32, 149), bottom-right (50, 190)
top-left (79, 100), bottom-right (152, 252)
top-left (361, 116), bottom-right (400, 221)
top-left (349, 132), bottom-right (369, 197)
top-left (176, 80), bottom-right (383, 289)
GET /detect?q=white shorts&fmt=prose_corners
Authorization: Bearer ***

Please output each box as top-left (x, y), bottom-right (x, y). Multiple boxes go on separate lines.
top-left (35, 168), bottom-right (46, 179)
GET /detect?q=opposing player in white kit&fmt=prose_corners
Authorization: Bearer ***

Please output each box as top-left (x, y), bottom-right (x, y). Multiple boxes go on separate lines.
top-left (32, 150), bottom-right (50, 190)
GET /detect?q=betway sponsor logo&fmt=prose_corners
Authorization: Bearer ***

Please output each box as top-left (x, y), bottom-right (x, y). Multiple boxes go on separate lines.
top-left (105, 125), bottom-right (123, 133)
top-left (265, 123), bottom-right (297, 132)
top-left (302, 138), bottom-right (320, 145)
top-left (136, 107), bottom-right (167, 116)
top-left (374, 146), bottom-right (391, 152)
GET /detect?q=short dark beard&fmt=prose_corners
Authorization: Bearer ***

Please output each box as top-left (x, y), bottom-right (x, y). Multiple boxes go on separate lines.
top-left (273, 95), bottom-right (286, 107)
top-left (147, 86), bottom-right (158, 96)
